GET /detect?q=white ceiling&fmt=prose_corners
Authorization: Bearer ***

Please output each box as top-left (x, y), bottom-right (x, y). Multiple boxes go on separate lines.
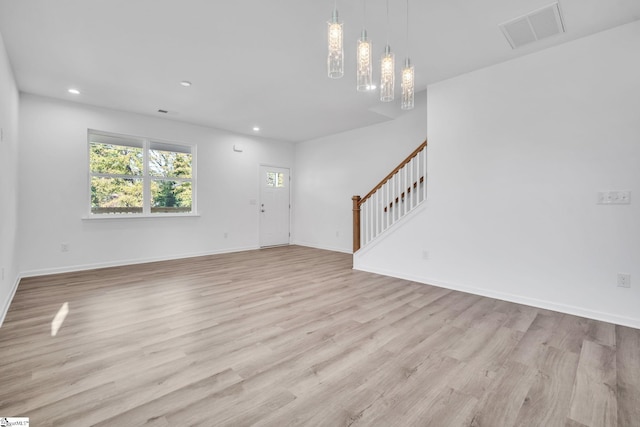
top-left (1, 0), bottom-right (639, 142)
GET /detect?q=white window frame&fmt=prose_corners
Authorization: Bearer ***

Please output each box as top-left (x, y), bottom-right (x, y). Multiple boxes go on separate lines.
top-left (86, 129), bottom-right (197, 218)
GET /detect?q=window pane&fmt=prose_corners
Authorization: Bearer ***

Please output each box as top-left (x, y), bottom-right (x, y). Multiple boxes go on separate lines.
top-left (91, 177), bottom-right (143, 214)
top-left (150, 180), bottom-right (192, 213)
top-left (149, 149), bottom-right (192, 178)
top-left (266, 172), bottom-right (284, 187)
top-left (90, 142), bottom-right (143, 175)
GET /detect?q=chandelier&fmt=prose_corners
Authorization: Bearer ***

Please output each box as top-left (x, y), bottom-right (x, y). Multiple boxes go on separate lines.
top-left (327, 0), bottom-right (415, 110)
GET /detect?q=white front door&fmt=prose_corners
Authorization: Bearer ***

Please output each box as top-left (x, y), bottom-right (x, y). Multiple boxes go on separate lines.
top-left (259, 166), bottom-right (290, 247)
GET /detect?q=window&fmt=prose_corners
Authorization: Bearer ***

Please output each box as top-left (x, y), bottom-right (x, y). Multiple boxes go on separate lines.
top-left (89, 130), bottom-right (195, 216)
top-left (266, 171), bottom-right (285, 188)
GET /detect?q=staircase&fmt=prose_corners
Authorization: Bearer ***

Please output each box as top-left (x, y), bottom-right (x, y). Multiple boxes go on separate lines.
top-left (352, 140), bottom-right (428, 252)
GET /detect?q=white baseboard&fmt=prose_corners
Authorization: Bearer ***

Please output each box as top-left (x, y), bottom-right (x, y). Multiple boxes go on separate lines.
top-left (291, 241), bottom-right (352, 254)
top-left (20, 245), bottom-right (260, 278)
top-left (354, 263), bottom-right (640, 330)
top-left (0, 274), bottom-right (21, 328)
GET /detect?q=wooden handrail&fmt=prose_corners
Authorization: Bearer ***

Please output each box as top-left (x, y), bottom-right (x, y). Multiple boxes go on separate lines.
top-left (358, 139), bottom-right (427, 206)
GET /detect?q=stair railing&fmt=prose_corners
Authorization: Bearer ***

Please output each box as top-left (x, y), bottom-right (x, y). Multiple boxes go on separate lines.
top-left (352, 140), bottom-right (427, 252)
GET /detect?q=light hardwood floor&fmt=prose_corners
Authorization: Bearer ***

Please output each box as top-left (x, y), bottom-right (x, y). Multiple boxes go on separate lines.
top-left (1, 246), bottom-right (638, 426)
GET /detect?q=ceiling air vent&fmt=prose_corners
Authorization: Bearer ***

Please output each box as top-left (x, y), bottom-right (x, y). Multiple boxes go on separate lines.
top-left (499, 2), bottom-right (565, 49)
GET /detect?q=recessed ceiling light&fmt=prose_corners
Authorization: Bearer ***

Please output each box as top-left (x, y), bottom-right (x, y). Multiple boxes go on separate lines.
top-left (68, 88), bottom-right (80, 95)
top-left (252, 126), bottom-right (260, 132)
top-left (180, 81), bottom-right (192, 87)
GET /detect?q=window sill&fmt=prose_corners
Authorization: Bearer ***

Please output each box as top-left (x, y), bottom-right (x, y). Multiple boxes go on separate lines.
top-left (82, 213), bottom-right (201, 220)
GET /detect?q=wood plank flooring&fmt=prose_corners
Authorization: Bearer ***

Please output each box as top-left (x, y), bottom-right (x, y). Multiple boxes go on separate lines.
top-left (0, 245), bottom-right (638, 426)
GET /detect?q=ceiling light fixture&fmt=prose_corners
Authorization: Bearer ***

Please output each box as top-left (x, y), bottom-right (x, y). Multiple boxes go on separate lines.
top-left (356, 0), bottom-right (373, 92)
top-left (380, 0), bottom-right (395, 102)
top-left (325, 0), bottom-right (414, 110)
top-left (180, 81), bottom-right (192, 87)
top-left (68, 88), bottom-right (80, 95)
top-left (252, 126), bottom-right (260, 132)
top-left (401, 0), bottom-right (415, 110)
top-left (327, 0), bottom-right (344, 79)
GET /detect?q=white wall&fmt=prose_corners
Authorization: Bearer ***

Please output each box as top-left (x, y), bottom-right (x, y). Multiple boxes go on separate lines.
top-left (0, 32), bottom-right (20, 324)
top-left (355, 21), bottom-right (640, 328)
top-left (293, 98), bottom-right (428, 253)
top-left (18, 94), bottom-right (294, 275)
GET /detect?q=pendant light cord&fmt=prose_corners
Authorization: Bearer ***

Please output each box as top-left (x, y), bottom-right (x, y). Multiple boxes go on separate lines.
top-left (362, 0), bottom-right (367, 30)
top-left (406, 0), bottom-right (410, 57)
top-left (386, 0), bottom-right (390, 44)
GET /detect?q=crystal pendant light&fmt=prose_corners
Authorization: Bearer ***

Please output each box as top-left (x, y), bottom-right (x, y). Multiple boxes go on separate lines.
top-left (356, 0), bottom-right (373, 91)
top-left (401, 58), bottom-right (414, 109)
top-left (380, 0), bottom-right (395, 102)
top-left (401, 0), bottom-right (415, 110)
top-left (357, 30), bottom-right (373, 91)
top-left (327, 4), bottom-right (344, 79)
top-left (380, 46), bottom-right (395, 102)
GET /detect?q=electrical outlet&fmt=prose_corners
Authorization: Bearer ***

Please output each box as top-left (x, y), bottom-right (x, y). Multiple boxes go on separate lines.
top-left (422, 250), bottom-right (429, 260)
top-left (617, 273), bottom-right (631, 288)
top-left (336, 231), bottom-right (340, 237)
top-left (223, 232), bottom-right (228, 239)
top-left (61, 243), bottom-right (69, 252)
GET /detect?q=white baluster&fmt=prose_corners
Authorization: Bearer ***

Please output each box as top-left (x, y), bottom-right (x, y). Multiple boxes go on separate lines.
top-left (388, 178), bottom-right (392, 227)
top-left (373, 191), bottom-right (378, 240)
top-left (416, 154), bottom-right (420, 204)
top-left (384, 180), bottom-right (389, 230)
top-left (376, 190), bottom-right (381, 237)
top-left (398, 172), bottom-right (402, 220)
top-left (409, 156), bottom-right (415, 210)
top-left (390, 174), bottom-right (395, 224)
top-left (366, 198), bottom-right (372, 244)
top-left (359, 199), bottom-right (365, 246)
top-left (403, 162), bottom-right (408, 216)
top-left (369, 198), bottom-right (373, 245)
top-left (362, 199), bottom-right (367, 246)
top-left (371, 195), bottom-right (375, 240)
top-left (395, 172), bottom-right (400, 223)
top-left (367, 197), bottom-right (373, 242)
top-left (423, 146), bottom-right (427, 202)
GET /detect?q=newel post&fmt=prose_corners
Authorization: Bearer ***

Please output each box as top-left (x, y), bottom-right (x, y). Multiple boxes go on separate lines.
top-left (352, 195), bottom-right (361, 253)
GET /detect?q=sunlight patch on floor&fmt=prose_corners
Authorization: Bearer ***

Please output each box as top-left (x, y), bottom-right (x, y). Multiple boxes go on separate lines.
top-left (51, 302), bottom-right (69, 337)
